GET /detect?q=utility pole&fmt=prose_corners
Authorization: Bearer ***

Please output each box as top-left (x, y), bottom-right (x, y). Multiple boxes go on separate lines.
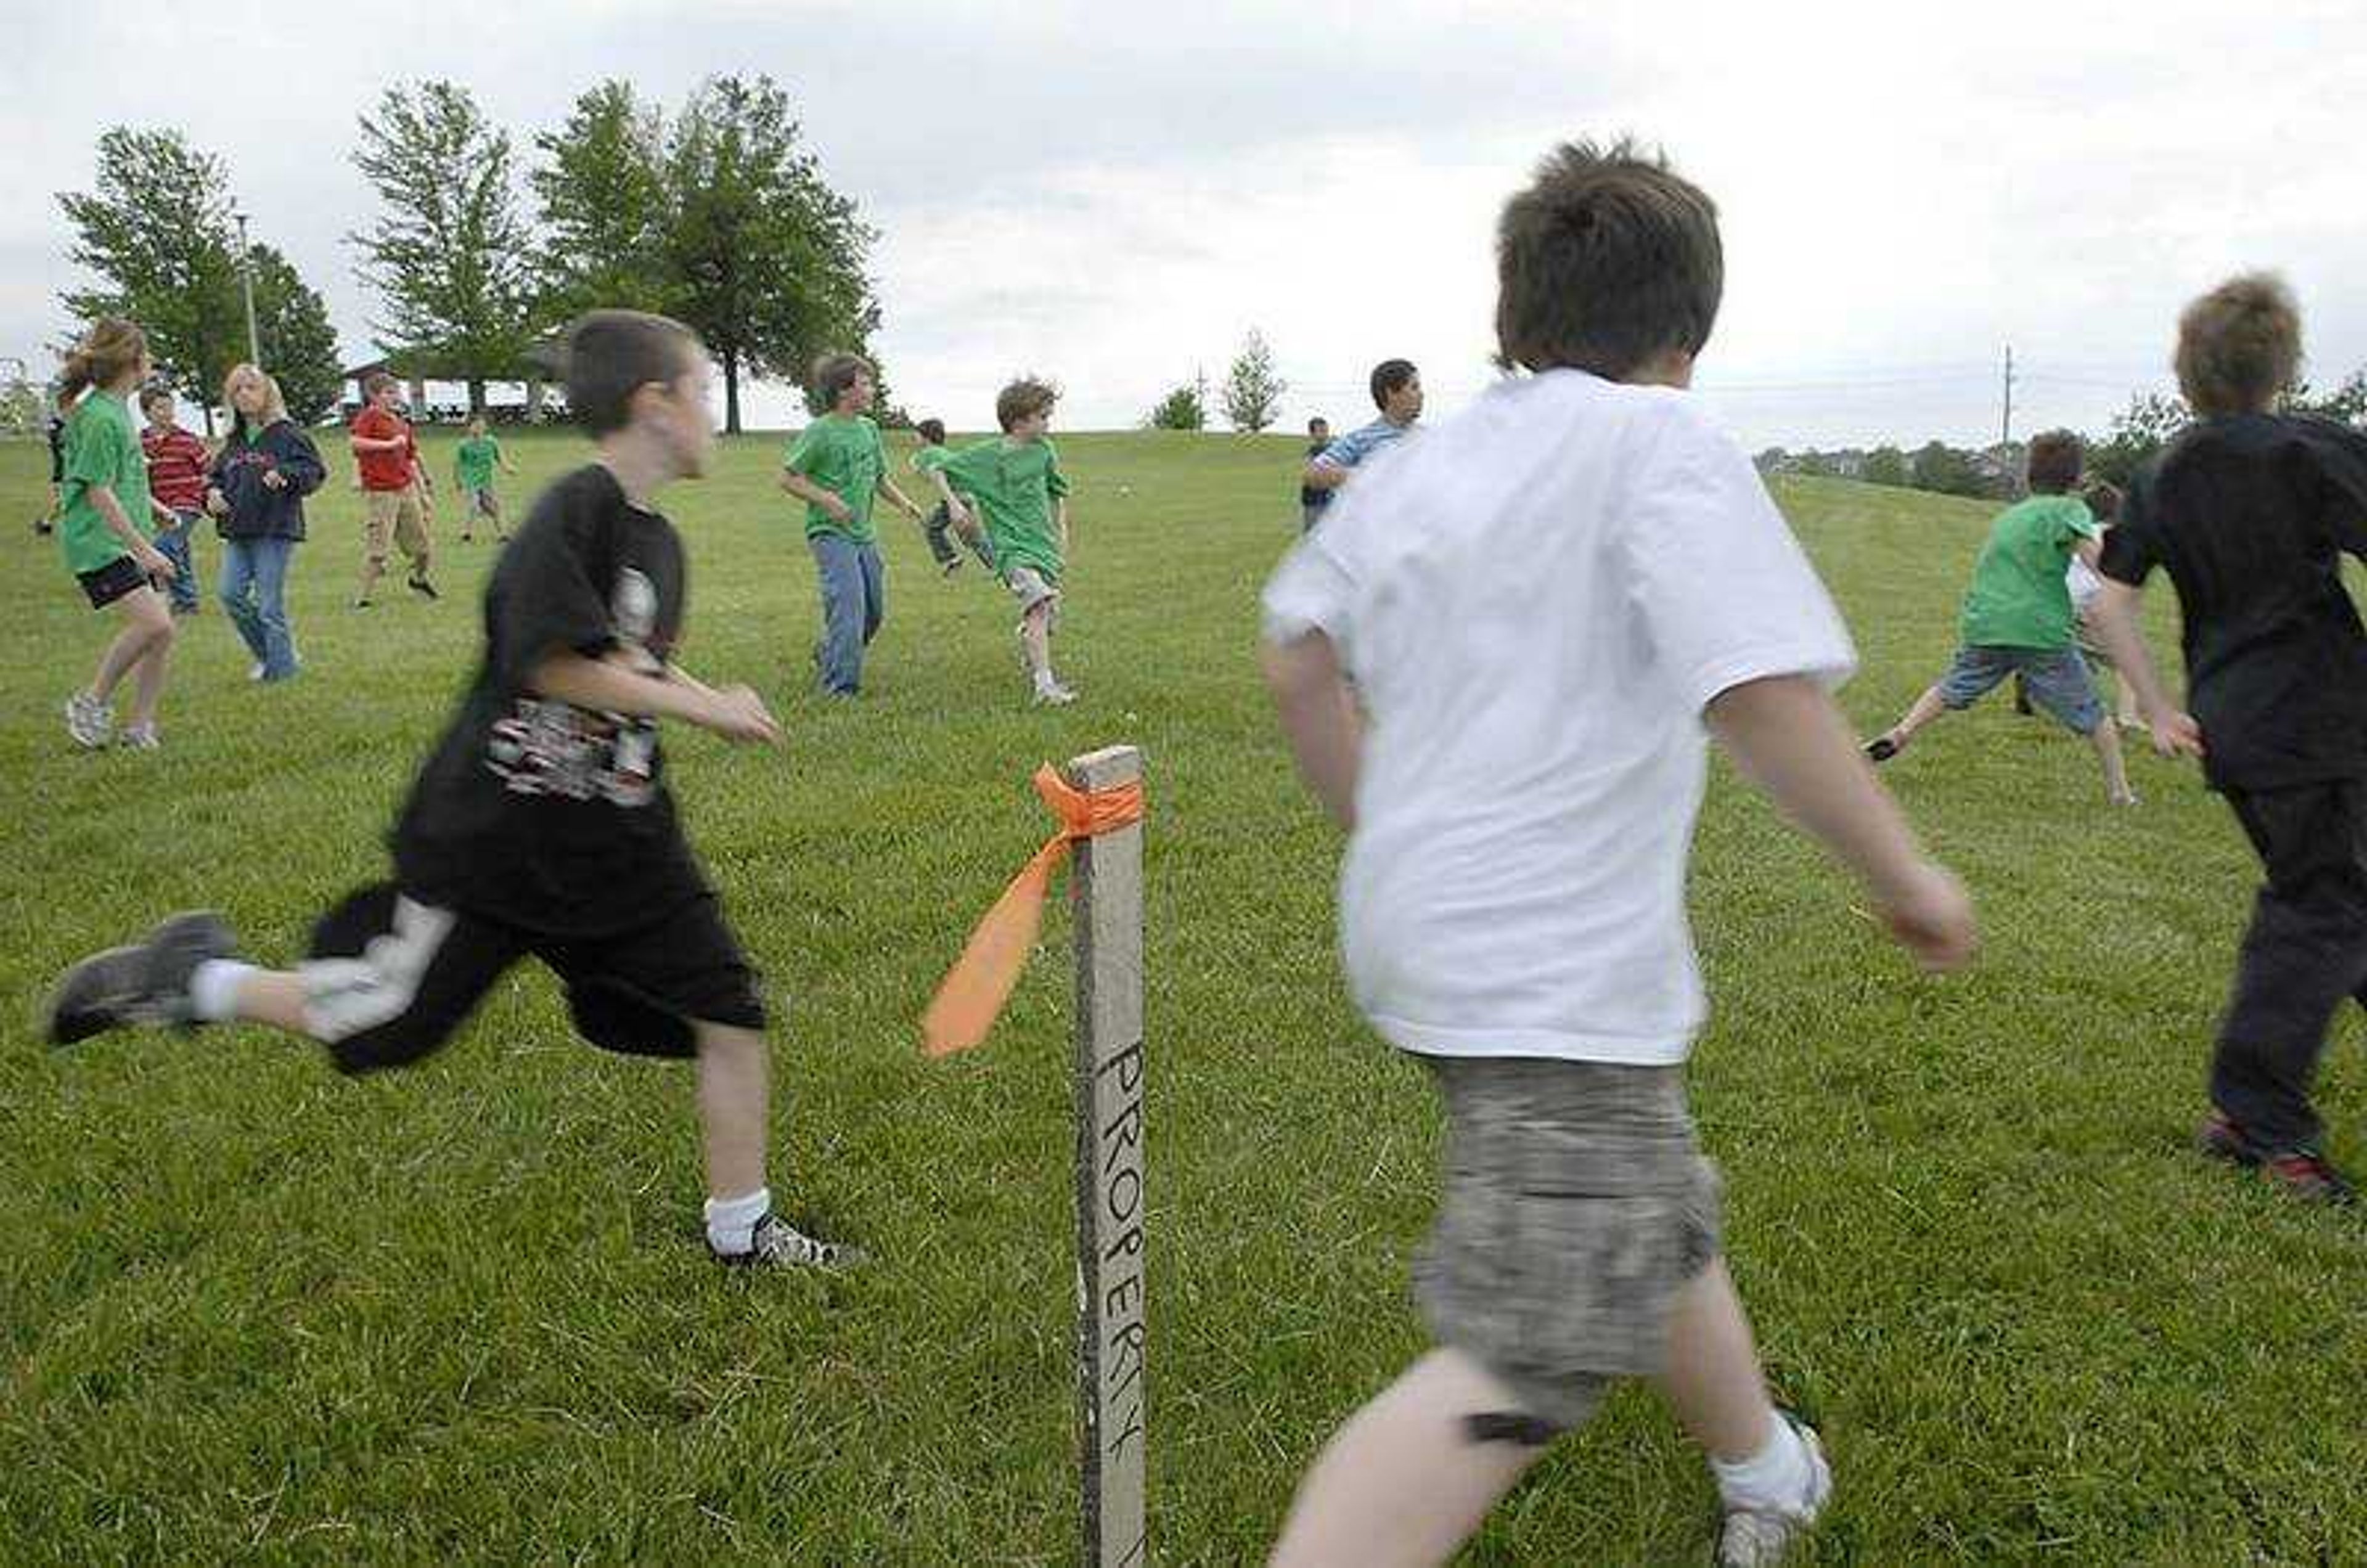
top-left (234, 209), bottom-right (261, 367)
top-left (2000, 343), bottom-right (2014, 449)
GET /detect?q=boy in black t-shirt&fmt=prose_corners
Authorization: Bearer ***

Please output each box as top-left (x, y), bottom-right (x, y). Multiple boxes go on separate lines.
top-left (2090, 273), bottom-right (2367, 1205)
top-left (46, 310), bottom-right (857, 1269)
top-left (1299, 415), bottom-right (1331, 531)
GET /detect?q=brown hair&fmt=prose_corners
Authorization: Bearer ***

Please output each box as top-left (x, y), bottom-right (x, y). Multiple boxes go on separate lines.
top-left (995, 376), bottom-right (1059, 433)
top-left (1369, 359), bottom-right (1417, 410)
top-left (2082, 481), bottom-right (2122, 523)
top-left (2026, 430), bottom-right (2083, 494)
top-left (562, 309), bottom-right (704, 435)
top-left (811, 353), bottom-right (870, 409)
top-left (59, 317), bottom-right (148, 406)
top-left (138, 385), bottom-right (175, 415)
top-left (1495, 138), bottom-right (1723, 380)
top-left (915, 417), bottom-right (946, 445)
top-left (361, 369), bottom-right (398, 399)
top-left (2175, 272), bottom-right (2300, 418)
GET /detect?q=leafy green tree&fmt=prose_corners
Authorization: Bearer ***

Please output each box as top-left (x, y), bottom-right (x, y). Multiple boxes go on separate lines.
top-left (1910, 441), bottom-right (1986, 497)
top-left (531, 81), bottom-right (674, 322)
top-left (664, 75), bottom-right (878, 433)
top-left (248, 243), bottom-right (345, 423)
top-left (1860, 446), bottom-right (1910, 487)
top-left (1220, 329), bottom-right (1286, 432)
top-left (2085, 391), bottom-right (2191, 488)
top-left (1146, 382), bottom-right (1206, 430)
top-left (2286, 369), bottom-right (2367, 426)
top-left (351, 81), bottom-right (536, 414)
top-left (57, 128), bottom-right (243, 433)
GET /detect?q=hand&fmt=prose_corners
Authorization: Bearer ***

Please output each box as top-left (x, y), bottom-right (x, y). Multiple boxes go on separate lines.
top-left (1871, 860), bottom-right (1976, 974)
top-left (262, 468), bottom-right (287, 490)
top-left (2147, 708), bottom-right (2205, 760)
top-left (205, 487), bottom-right (228, 517)
top-left (949, 502), bottom-right (977, 533)
top-left (136, 544), bottom-right (176, 581)
top-left (699, 684), bottom-right (784, 746)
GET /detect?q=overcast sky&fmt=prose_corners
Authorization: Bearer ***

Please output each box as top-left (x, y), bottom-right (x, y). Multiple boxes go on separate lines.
top-left (6, 0), bottom-right (2362, 448)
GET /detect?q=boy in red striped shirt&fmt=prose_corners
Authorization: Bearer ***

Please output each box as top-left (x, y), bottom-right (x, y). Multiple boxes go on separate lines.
top-left (140, 387), bottom-right (209, 615)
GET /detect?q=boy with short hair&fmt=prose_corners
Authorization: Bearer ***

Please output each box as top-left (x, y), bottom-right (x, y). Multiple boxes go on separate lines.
top-left (1862, 431), bottom-right (2137, 804)
top-left (909, 417), bottom-right (995, 574)
top-left (920, 378), bottom-right (1078, 706)
top-left (779, 353), bottom-right (928, 696)
top-left (1299, 415), bottom-right (1332, 531)
top-left (1261, 139), bottom-right (1974, 1567)
top-left (348, 371), bottom-right (437, 606)
top-left (139, 386), bottom-right (210, 615)
top-left (46, 309), bottom-right (856, 1272)
top-left (454, 414), bottom-right (516, 544)
top-left (1301, 359), bottom-right (1422, 504)
top-left (2088, 273), bottom-right (2367, 1205)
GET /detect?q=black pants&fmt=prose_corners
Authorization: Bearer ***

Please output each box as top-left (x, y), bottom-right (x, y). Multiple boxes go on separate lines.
top-left (2211, 780), bottom-right (2367, 1151)
top-left (922, 503), bottom-right (995, 570)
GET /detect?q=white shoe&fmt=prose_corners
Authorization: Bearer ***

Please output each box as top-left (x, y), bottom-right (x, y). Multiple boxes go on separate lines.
top-left (711, 1212), bottom-right (864, 1270)
top-left (248, 662), bottom-right (268, 682)
top-left (1716, 1416), bottom-right (1830, 1567)
top-left (1033, 681), bottom-right (1077, 706)
top-left (118, 724), bottom-right (161, 752)
top-left (65, 693), bottom-right (113, 749)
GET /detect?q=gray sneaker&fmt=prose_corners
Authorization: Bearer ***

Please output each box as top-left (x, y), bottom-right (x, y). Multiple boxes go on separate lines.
top-left (1716, 1415), bottom-right (1831, 1567)
top-left (46, 912), bottom-right (241, 1046)
top-left (712, 1212), bottom-right (864, 1271)
top-left (64, 692), bottom-right (113, 749)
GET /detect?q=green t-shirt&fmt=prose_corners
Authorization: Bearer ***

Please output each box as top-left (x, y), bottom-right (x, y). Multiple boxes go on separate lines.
top-left (1959, 494), bottom-right (2099, 649)
top-left (919, 436), bottom-right (1070, 582)
top-left (57, 389), bottom-right (153, 576)
top-left (456, 434), bottom-right (502, 492)
top-left (784, 414), bottom-right (886, 542)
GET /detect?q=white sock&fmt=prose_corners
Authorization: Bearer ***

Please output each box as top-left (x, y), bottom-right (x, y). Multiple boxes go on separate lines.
top-left (703, 1186), bottom-right (771, 1255)
top-left (1034, 668), bottom-right (1061, 692)
top-left (189, 959), bottom-right (259, 1023)
top-left (1711, 1413), bottom-right (1810, 1513)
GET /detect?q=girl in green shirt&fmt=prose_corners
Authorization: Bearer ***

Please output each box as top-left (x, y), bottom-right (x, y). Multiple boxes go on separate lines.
top-left (56, 317), bottom-right (182, 752)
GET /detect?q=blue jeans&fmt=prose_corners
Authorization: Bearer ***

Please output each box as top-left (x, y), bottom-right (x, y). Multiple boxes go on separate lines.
top-left (155, 511), bottom-right (201, 611)
top-left (220, 535), bottom-right (299, 680)
top-left (810, 534), bottom-right (885, 695)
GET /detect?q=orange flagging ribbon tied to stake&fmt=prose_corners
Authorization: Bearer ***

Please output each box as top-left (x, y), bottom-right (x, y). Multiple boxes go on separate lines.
top-left (922, 762), bottom-right (1147, 1058)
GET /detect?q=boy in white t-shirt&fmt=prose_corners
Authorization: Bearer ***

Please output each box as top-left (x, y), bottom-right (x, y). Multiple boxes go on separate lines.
top-left (1259, 139), bottom-right (1976, 1567)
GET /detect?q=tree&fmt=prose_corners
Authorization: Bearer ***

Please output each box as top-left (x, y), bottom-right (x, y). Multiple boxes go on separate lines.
top-left (351, 81), bottom-right (536, 414)
top-left (1220, 329), bottom-right (1286, 432)
top-left (1860, 446), bottom-right (1910, 488)
top-left (665, 75), bottom-right (878, 433)
top-left (531, 81), bottom-right (675, 323)
top-left (2085, 391), bottom-right (2191, 488)
top-left (1146, 381), bottom-right (1206, 431)
top-left (247, 243), bottom-right (344, 423)
top-left (1910, 441), bottom-right (1985, 497)
top-left (2287, 368), bottom-right (2367, 427)
top-left (57, 128), bottom-right (244, 433)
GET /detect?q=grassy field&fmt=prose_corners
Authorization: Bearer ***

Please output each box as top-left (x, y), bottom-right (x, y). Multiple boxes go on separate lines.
top-left (2, 422), bottom-right (2363, 1565)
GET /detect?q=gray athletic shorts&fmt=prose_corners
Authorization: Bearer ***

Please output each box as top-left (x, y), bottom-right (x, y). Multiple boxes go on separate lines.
top-left (1006, 565), bottom-right (1061, 617)
top-left (1414, 1056), bottom-right (1722, 1432)
top-left (1937, 644), bottom-right (2103, 733)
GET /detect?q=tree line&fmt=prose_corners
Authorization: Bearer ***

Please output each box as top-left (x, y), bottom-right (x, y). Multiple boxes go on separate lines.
top-left (55, 75), bottom-right (877, 435)
top-left (1761, 371), bottom-right (2367, 499)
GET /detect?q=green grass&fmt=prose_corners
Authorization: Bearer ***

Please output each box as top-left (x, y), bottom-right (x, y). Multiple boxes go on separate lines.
top-left (1, 426), bottom-right (2362, 1564)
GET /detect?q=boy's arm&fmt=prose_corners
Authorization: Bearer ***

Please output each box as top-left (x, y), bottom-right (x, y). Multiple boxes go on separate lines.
top-left (1704, 674), bottom-right (1975, 971)
top-left (779, 468), bottom-right (854, 521)
top-left (875, 475), bottom-right (927, 520)
top-left (2073, 536), bottom-right (2103, 569)
top-left (526, 649), bottom-right (782, 746)
top-left (925, 468), bottom-right (978, 529)
top-left (1055, 495), bottom-right (1070, 552)
top-left (1261, 631), bottom-right (1363, 829)
top-left (2087, 581), bottom-right (2203, 758)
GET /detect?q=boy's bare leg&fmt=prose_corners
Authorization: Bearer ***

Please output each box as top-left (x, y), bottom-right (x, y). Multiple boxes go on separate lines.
top-left (228, 970), bottom-right (313, 1034)
top-left (1871, 685), bottom-right (1950, 753)
top-left (2089, 719), bottom-right (2135, 803)
top-left (1020, 600), bottom-right (1059, 687)
top-left (694, 1021), bottom-right (769, 1201)
top-left (1269, 1348), bottom-right (1544, 1568)
top-left (2116, 671), bottom-right (2143, 729)
top-left (1654, 1259), bottom-right (1776, 1461)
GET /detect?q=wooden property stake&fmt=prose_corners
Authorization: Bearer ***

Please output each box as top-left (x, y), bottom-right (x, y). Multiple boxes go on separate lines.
top-left (1067, 745), bottom-right (1147, 1567)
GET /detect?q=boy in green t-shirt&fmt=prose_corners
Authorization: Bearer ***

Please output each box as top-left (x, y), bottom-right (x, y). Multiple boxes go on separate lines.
top-left (779, 354), bottom-right (928, 696)
top-left (454, 415), bottom-right (515, 544)
top-left (909, 418), bottom-right (995, 574)
top-left (918, 377), bottom-right (1077, 705)
top-left (1864, 431), bottom-right (2135, 803)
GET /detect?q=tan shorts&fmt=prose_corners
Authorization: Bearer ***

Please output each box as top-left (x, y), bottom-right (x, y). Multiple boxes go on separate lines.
top-left (364, 486), bottom-right (432, 568)
top-left (1414, 1056), bottom-right (1722, 1432)
top-left (1006, 565), bottom-right (1061, 619)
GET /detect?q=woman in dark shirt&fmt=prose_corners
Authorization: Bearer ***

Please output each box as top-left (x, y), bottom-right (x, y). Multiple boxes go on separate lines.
top-left (207, 364), bottom-right (325, 682)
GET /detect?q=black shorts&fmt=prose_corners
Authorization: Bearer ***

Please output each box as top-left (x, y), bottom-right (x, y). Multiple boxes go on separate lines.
top-left (78, 554), bottom-right (151, 609)
top-left (302, 881), bottom-right (767, 1075)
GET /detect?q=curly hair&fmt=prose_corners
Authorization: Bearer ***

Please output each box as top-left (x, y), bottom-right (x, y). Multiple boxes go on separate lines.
top-left (2175, 273), bottom-right (2300, 418)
